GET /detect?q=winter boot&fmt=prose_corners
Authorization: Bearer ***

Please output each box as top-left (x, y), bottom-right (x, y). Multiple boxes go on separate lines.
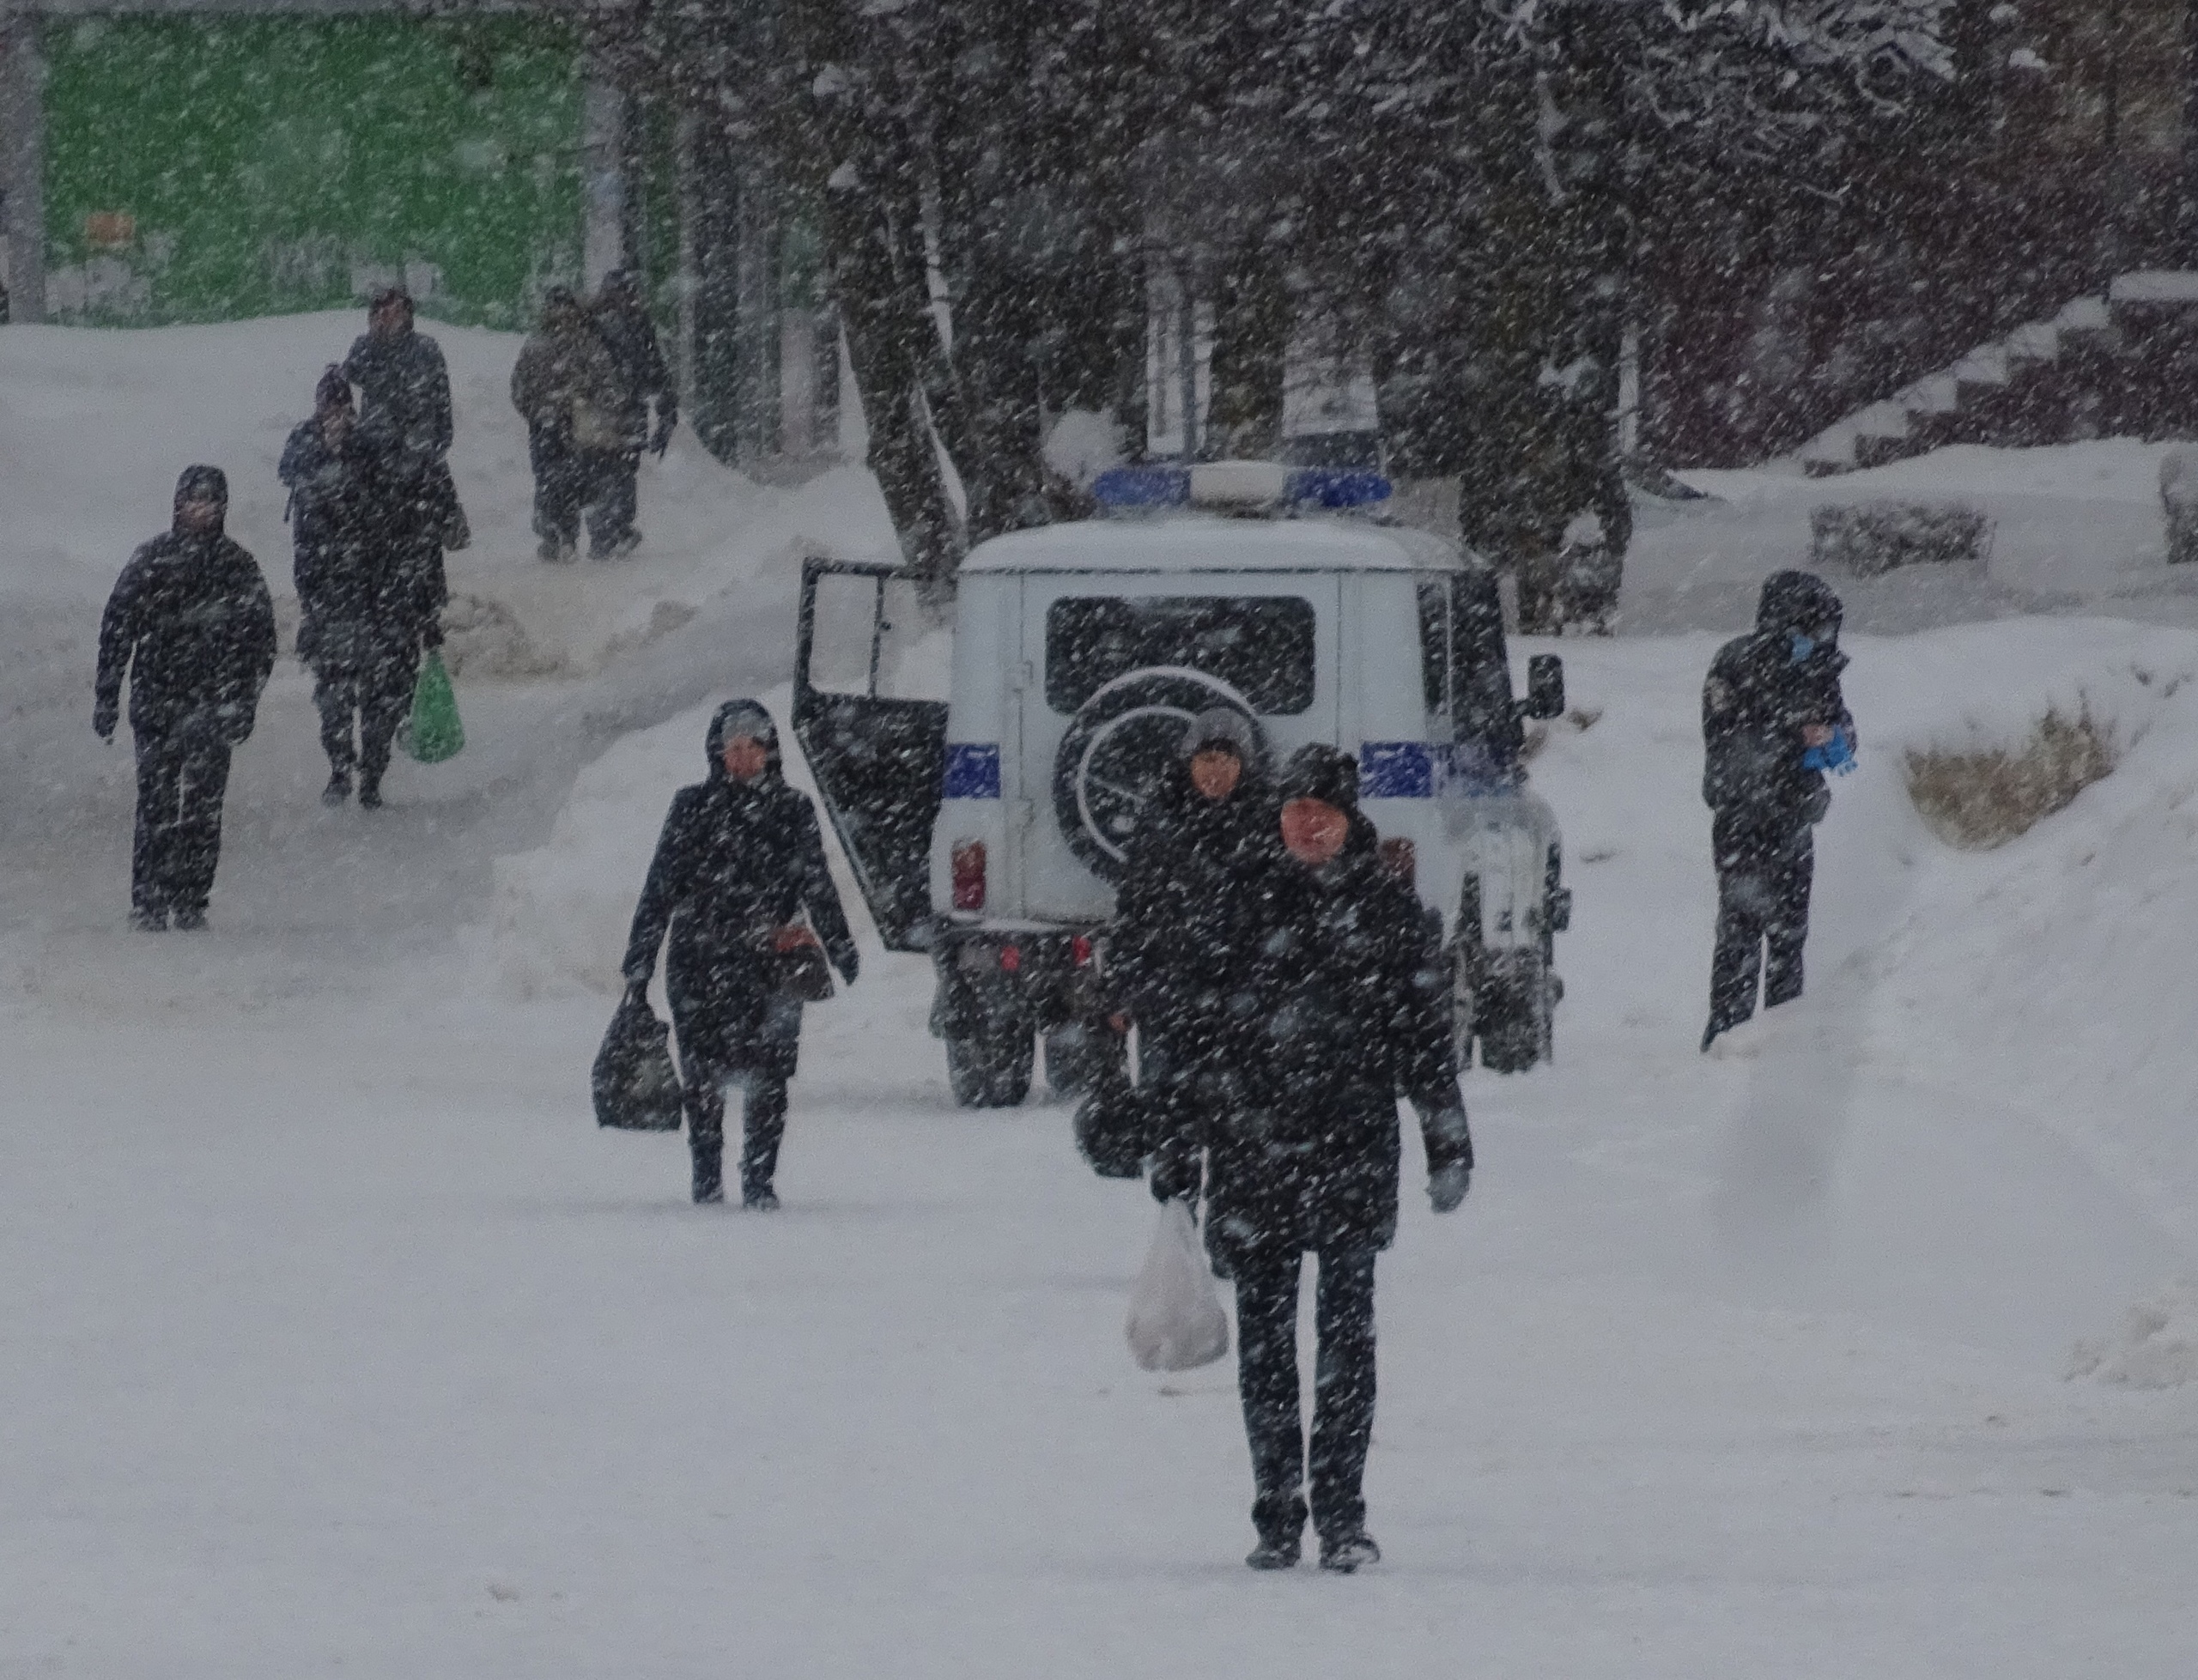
top-left (129, 907), bottom-right (168, 933)
top-left (1318, 1530), bottom-right (1381, 1574)
top-left (357, 779), bottom-right (384, 811)
top-left (172, 907), bottom-right (207, 932)
top-left (691, 1143), bottom-right (724, 1205)
top-left (1248, 1490), bottom-right (1306, 1570)
top-left (321, 770), bottom-right (351, 807)
top-left (742, 1187), bottom-right (780, 1211)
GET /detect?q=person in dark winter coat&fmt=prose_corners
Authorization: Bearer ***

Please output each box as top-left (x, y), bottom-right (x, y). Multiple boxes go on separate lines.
top-left (342, 286), bottom-right (453, 467)
top-left (511, 287), bottom-right (628, 561)
top-left (622, 701), bottom-right (859, 1206)
top-left (94, 466), bottom-right (277, 930)
top-left (342, 284), bottom-right (464, 567)
top-left (586, 270), bottom-right (677, 556)
top-left (1114, 708), bottom-right (1272, 1180)
top-left (1700, 569), bottom-right (1856, 1050)
top-left (1154, 743), bottom-right (1472, 1574)
top-left (280, 366), bottom-right (446, 808)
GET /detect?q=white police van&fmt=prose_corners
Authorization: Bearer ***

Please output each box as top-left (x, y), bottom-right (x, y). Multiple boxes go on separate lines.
top-left (793, 461), bottom-right (1569, 1107)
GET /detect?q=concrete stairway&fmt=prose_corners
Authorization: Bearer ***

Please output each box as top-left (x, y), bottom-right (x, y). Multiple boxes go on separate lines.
top-left (1798, 272), bottom-right (2198, 476)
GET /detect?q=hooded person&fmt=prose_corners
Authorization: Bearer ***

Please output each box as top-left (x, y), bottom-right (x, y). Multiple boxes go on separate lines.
top-left (621, 701), bottom-right (859, 1205)
top-left (279, 367), bottom-right (441, 809)
top-left (1699, 569), bottom-right (1856, 1048)
top-left (511, 285), bottom-right (628, 561)
top-left (94, 466), bottom-right (277, 930)
top-left (1112, 707), bottom-right (1274, 1181)
top-left (1154, 742), bottom-right (1471, 1574)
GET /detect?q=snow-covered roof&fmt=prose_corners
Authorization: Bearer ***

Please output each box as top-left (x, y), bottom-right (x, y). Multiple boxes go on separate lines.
top-left (962, 515), bottom-right (1466, 577)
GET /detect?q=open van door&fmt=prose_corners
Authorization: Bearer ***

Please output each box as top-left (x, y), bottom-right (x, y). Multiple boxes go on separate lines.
top-left (793, 556), bottom-right (950, 951)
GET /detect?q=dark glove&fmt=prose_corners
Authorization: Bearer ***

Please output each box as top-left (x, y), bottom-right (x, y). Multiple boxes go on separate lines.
top-left (421, 618), bottom-right (445, 652)
top-left (1429, 1162), bottom-right (1472, 1214)
top-left (1148, 1146), bottom-right (1201, 1205)
top-left (649, 416), bottom-right (675, 458)
top-left (94, 699), bottom-right (118, 742)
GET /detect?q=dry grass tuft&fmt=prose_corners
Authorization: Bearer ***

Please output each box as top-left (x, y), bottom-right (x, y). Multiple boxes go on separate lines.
top-left (1904, 705), bottom-right (2118, 849)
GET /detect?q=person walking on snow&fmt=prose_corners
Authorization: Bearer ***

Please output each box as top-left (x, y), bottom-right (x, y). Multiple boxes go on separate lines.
top-left (622, 701), bottom-right (859, 1207)
top-left (1151, 743), bottom-right (1472, 1573)
top-left (587, 270), bottom-right (677, 557)
top-left (512, 287), bottom-right (628, 561)
top-left (1699, 569), bottom-right (1856, 1051)
top-left (280, 367), bottom-right (446, 809)
top-left (94, 466), bottom-right (276, 931)
top-left (1114, 707), bottom-right (1272, 1188)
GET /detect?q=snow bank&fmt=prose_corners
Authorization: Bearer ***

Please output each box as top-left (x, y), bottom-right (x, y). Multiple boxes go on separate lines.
top-left (0, 314), bottom-right (896, 672)
top-left (1628, 437), bottom-right (2198, 634)
top-left (2071, 1280), bottom-right (2198, 1388)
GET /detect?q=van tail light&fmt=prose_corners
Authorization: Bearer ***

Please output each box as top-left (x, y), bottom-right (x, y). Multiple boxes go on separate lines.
top-left (1072, 934), bottom-right (1093, 967)
top-left (951, 840), bottom-right (987, 912)
top-left (1379, 836), bottom-right (1417, 888)
top-left (999, 943), bottom-right (1023, 973)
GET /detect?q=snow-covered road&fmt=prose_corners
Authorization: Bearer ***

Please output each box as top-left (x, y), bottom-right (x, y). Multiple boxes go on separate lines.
top-left (3, 319), bottom-right (2195, 1674)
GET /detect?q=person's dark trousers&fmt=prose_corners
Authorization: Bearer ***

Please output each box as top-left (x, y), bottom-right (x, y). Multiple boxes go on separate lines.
top-left (586, 450), bottom-right (641, 555)
top-left (314, 662), bottom-right (414, 796)
top-left (131, 729), bottom-right (233, 921)
top-left (1707, 816), bottom-right (1815, 1040)
top-left (1232, 1248), bottom-right (1379, 1547)
top-left (681, 1062), bottom-right (791, 1202)
top-left (528, 422), bottom-right (585, 550)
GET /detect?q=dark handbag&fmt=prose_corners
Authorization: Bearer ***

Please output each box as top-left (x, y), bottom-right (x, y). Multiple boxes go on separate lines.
top-left (765, 925), bottom-right (835, 1004)
top-left (592, 986), bottom-right (684, 1131)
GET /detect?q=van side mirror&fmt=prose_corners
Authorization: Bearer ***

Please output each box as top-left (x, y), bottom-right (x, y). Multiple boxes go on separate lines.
top-left (1521, 653), bottom-right (1565, 721)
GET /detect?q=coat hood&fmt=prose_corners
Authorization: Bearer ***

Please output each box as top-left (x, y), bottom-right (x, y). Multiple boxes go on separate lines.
top-left (1756, 569), bottom-right (1843, 639)
top-left (705, 698), bottom-right (783, 781)
top-left (172, 464), bottom-right (229, 536)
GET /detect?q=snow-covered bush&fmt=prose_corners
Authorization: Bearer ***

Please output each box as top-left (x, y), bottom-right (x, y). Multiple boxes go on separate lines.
top-left (1810, 500), bottom-right (1993, 577)
top-left (2070, 1280), bottom-right (2198, 1389)
top-left (1903, 704), bottom-right (2116, 849)
top-left (2158, 447), bottom-right (2198, 566)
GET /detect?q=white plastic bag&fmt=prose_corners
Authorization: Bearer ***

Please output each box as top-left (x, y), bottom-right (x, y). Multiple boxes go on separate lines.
top-left (1125, 1201), bottom-right (1230, 1372)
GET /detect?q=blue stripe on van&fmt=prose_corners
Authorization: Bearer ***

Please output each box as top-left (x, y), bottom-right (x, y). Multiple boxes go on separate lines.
top-left (943, 743), bottom-right (1002, 799)
top-left (1359, 742), bottom-right (1434, 798)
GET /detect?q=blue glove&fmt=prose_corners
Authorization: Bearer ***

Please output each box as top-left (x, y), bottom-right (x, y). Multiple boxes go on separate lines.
top-left (1800, 729), bottom-right (1856, 776)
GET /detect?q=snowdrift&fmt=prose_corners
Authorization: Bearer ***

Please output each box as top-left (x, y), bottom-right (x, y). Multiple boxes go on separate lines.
top-left (0, 313), bottom-right (894, 673)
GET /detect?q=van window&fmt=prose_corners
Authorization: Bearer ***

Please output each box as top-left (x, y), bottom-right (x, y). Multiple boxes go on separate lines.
top-left (1416, 580), bottom-right (1449, 717)
top-left (1044, 596), bottom-right (1317, 714)
top-left (1450, 568), bottom-right (1522, 758)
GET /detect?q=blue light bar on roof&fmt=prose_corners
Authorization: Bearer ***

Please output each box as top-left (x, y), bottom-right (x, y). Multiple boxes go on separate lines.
top-left (1090, 463), bottom-right (1391, 512)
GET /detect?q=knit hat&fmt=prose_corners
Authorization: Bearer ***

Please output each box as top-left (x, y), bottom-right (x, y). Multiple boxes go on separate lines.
top-left (1179, 707), bottom-right (1258, 765)
top-left (173, 464), bottom-right (228, 509)
top-left (1277, 742), bottom-right (1359, 813)
top-left (704, 698), bottom-right (780, 777)
top-left (315, 365), bottom-right (354, 413)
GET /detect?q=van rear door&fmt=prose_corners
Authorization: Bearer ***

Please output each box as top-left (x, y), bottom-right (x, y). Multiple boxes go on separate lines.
top-left (793, 556), bottom-right (950, 950)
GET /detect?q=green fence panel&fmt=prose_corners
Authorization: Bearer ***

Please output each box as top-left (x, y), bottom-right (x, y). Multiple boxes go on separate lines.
top-left (43, 15), bottom-right (583, 327)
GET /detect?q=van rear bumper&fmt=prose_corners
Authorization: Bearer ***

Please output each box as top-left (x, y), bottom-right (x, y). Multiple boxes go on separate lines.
top-left (927, 920), bottom-right (1109, 1039)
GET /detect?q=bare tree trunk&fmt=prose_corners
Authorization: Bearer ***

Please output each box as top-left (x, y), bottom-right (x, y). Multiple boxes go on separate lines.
top-left (1204, 236), bottom-right (1290, 458)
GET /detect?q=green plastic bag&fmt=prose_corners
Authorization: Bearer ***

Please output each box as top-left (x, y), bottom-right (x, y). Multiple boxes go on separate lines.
top-left (404, 651), bottom-right (464, 764)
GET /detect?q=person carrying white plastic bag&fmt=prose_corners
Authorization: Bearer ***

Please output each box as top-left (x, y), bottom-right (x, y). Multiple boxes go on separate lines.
top-left (1126, 1199), bottom-right (1230, 1372)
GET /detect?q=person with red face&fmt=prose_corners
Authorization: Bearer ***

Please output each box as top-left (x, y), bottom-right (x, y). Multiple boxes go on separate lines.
top-left (1152, 742), bottom-right (1471, 1574)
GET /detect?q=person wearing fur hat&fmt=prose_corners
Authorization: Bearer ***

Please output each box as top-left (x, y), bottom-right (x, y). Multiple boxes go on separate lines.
top-left (1113, 707), bottom-right (1272, 1195)
top-left (280, 367), bottom-right (444, 808)
top-left (1154, 741), bottom-right (1472, 1574)
top-left (94, 466), bottom-right (277, 930)
top-left (621, 701), bottom-right (859, 1206)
